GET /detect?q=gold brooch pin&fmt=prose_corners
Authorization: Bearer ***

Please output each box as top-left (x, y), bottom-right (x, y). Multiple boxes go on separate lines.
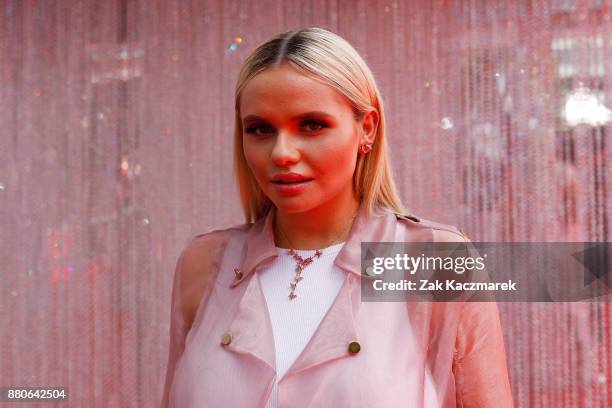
top-left (233, 267), bottom-right (243, 279)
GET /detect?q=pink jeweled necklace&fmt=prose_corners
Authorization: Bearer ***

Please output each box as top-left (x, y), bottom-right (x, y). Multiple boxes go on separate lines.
top-left (276, 212), bottom-right (357, 300)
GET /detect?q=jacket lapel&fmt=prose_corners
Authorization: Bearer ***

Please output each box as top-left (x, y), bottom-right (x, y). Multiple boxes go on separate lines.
top-left (224, 270), bottom-right (277, 371)
top-left (278, 271), bottom-right (358, 381)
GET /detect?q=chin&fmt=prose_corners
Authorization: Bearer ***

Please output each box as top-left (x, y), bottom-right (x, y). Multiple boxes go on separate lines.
top-left (270, 198), bottom-right (316, 214)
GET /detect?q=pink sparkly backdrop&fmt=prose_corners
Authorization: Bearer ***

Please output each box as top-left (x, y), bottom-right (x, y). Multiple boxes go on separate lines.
top-left (1, 1), bottom-right (611, 407)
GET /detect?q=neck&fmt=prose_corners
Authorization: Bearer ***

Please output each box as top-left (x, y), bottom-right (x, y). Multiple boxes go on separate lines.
top-left (273, 194), bottom-right (360, 251)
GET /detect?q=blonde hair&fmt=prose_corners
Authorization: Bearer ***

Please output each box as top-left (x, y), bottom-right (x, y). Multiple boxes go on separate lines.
top-left (233, 27), bottom-right (407, 223)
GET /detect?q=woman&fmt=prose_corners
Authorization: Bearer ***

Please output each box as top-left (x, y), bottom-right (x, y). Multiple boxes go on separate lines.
top-left (161, 27), bottom-right (513, 407)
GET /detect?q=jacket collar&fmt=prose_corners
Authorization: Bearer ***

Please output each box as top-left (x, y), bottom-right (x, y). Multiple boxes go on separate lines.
top-left (229, 201), bottom-right (396, 288)
top-left (223, 201), bottom-right (408, 380)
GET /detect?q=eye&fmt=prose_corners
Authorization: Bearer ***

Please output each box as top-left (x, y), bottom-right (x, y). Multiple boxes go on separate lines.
top-left (244, 124), bottom-right (274, 136)
top-left (302, 119), bottom-right (328, 132)
top-left (244, 119), bottom-right (329, 136)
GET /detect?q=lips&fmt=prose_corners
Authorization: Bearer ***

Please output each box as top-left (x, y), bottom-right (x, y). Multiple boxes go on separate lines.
top-left (271, 177), bottom-right (313, 195)
top-left (271, 173), bottom-right (314, 183)
top-left (272, 179), bottom-right (312, 184)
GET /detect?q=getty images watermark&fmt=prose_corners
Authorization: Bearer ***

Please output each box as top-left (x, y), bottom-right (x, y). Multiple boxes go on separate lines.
top-left (359, 242), bottom-right (612, 302)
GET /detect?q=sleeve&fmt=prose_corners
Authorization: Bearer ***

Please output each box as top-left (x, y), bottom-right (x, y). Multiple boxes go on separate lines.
top-left (453, 301), bottom-right (514, 407)
top-left (431, 228), bottom-right (514, 407)
top-left (160, 248), bottom-right (189, 408)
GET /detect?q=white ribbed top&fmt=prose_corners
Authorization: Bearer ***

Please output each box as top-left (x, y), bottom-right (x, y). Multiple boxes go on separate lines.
top-left (258, 241), bottom-right (347, 408)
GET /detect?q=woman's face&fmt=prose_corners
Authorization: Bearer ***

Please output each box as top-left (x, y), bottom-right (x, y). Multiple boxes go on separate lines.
top-left (240, 63), bottom-right (370, 214)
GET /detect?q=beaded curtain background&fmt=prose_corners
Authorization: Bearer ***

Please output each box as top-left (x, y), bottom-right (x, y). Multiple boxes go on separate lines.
top-left (1, 0), bottom-right (610, 407)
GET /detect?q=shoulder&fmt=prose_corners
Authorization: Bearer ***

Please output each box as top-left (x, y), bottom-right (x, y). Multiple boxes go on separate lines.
top-left (176, 222), bottom-right (252, 327)
top-left (179, 222), bottom-right (252, 284)
top-left (181, 222), bottom-right (250, 263)
top-left (392, 211), bottom-right (470, 242)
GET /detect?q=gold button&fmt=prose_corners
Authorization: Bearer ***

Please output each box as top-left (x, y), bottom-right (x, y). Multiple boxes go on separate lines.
top-left (220, 331), bottom-right (232, 345)
top-left (233, 267), bottom-right (243, 279)
top-left (348, 340), bottom-right (361, 354)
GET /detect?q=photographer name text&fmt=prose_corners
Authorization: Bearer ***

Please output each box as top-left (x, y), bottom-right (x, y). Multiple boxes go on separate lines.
top-left (372, 279), bottom-right (518, 291)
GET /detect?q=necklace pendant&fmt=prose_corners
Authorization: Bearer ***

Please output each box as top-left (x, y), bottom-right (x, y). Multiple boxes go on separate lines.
top-left (284, 246), bottom-right (328, 301)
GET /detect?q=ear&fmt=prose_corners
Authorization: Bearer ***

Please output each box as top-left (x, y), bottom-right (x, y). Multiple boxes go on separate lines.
top-left (360, 109), bottom-right (379, 144)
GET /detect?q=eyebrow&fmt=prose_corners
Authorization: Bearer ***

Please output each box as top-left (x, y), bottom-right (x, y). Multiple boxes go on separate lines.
top-left (242, 111), bottom-right (335, 125)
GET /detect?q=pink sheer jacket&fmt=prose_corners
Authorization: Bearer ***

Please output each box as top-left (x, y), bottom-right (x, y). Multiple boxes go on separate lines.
top-left (160, 202), bottom-right (514, 407)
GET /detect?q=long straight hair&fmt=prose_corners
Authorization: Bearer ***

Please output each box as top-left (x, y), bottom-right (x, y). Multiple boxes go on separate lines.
top-left (233, 27), bottom-right (407, 223)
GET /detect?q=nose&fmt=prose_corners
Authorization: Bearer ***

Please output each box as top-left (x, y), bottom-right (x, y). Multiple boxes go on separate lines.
top-left (270, 131), bottom-right (300, 167)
